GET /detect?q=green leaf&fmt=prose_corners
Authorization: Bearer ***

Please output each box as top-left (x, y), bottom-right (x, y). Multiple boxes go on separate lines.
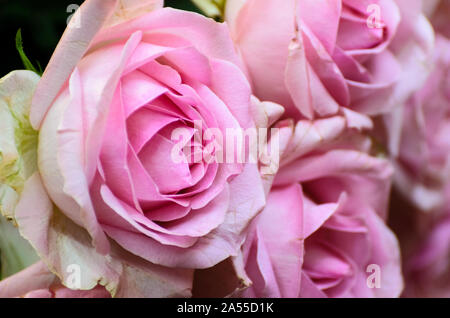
top-left (0, 214), bottom-right (39, 280)
top-left (15, 29), bottom-right (42, 76)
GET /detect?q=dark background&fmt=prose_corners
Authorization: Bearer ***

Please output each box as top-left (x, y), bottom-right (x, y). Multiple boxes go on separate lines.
top-left (0, 0), bottom-right (200, 77)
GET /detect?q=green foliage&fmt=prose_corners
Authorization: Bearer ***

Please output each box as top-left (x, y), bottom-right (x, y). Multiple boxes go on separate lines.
top-left (15, 29), bottom-right (42, 76)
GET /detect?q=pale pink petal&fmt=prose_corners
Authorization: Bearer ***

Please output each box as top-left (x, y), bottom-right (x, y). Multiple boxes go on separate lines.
top-left (104, 164), bottom-right (265, 268)
top-left (30, 0), bottom-right (118, 129)
top-left (105, 0), bottom-right (164, 27)
top-left (15, 173), bottom-right (193, 297)
top-left (243, 184), bottom-right (304, 298)
top-left (0, 261), bottom-right (55, 298)
top-left (15, 173), bottom-right (122, 294)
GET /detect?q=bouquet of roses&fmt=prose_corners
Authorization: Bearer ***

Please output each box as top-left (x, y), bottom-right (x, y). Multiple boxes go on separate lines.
top-left (0, 0), bottom-right (448, 298)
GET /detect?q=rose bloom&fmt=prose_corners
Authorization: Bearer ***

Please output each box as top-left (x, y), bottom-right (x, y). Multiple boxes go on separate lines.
top-left (12, 4), bottom-right (265, 296)
top-left (394, 35), bottom-right (450, 212)
top-left (391, 32), bottom-right (450, 298)
top-left (0, 70), bottom-right (39, 222)
top-left (0, 261), bottom-right (110, 298)
top-left (31, 6), bottom-right (264, 267)
top-left (193, 116), bottom-right (403, 298)
top-left (240, 130), bottom-right (402, 297)
top-left (224, 0), bottom-right (434, 119)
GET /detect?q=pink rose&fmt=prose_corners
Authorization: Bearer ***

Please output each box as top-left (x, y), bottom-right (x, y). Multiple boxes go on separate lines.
top-left (241, 152), bottom-right (401, 297)
top-left (395, 35), bottom-right (450, 212)
top-left (14, 6), bottom-right (265, 296)
top-left (0, 261), bottom-right (110, 298)
top-left (392, 32), bottom-right (450, 298)
top-left (193, 116), bottom-right (403, 298)
top-left (32, 6), bottom-right (264, 267)
top-left (225, 0), bottom-right (434, 119)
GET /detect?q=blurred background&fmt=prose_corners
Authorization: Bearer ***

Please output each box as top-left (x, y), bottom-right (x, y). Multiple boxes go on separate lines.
top-left (0, 0), bottom-right (200, 76)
